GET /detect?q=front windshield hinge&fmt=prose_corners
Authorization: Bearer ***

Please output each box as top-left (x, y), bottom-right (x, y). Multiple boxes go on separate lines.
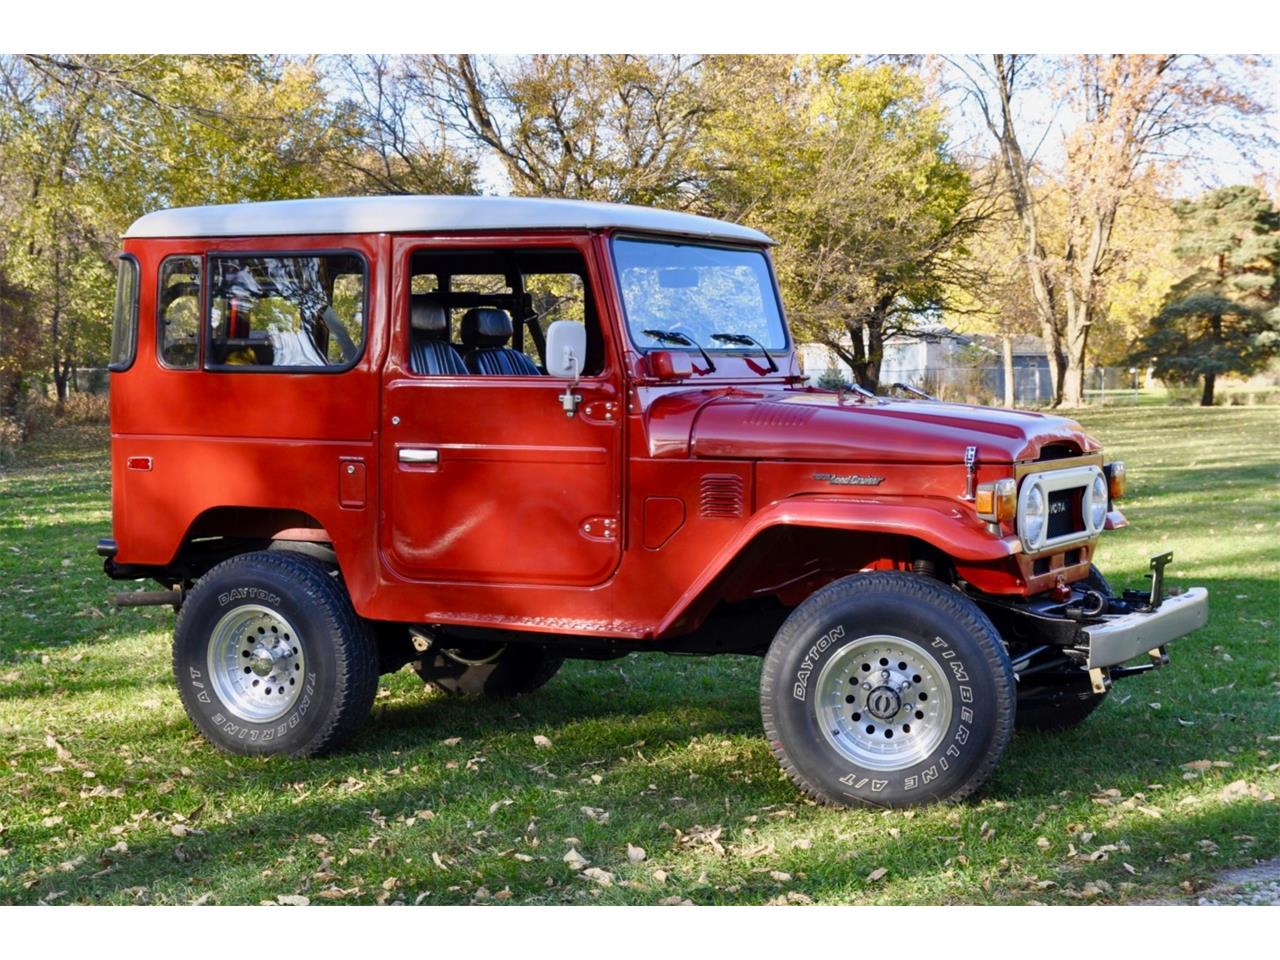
top-left (963, 445), bottom-right (978, 501)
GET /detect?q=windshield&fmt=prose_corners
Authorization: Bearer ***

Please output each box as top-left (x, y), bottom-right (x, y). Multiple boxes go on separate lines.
top-left (612, 237), bottom-right (787, 354)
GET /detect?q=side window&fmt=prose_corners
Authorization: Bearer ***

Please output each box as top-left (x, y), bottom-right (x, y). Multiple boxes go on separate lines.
top-left (108, 256), bottom-right (139, 371)
top-left (405, 249), bottom-right (603, 377)
top-left (158, 256), bottom-right (201, 368)
top-left (206, 254), bottom-right (366, 370)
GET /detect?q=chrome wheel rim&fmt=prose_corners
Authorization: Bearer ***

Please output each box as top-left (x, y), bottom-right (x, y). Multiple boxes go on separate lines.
top-left (207, 604), bottom-right (306, 723)
top-left (814, 634), bottom-right (954, 772)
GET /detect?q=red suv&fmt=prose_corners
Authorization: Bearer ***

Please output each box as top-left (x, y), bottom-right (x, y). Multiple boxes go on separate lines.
top-left (99, 196), bottom-right (1208, 807)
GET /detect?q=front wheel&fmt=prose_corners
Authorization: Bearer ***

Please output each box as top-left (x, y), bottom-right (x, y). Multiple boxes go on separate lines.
top-left (760, 571), bottom-right (1016, 808)
top-left (173, 550), bottom-right (379, 756)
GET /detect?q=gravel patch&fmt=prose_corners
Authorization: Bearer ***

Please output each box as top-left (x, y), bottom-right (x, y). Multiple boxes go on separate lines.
top-left (1193, 858), bottom-right (1280, 906)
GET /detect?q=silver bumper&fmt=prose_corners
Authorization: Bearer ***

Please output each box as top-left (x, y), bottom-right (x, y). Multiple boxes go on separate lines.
top-left (1082, 587), bottom-right (1209, 669)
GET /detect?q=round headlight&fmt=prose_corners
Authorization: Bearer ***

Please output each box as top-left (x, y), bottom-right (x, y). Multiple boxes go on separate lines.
top-left (1023, 484), bottom-right (1046, 546)
top-left (1089, 473), bottom-right (1108, 529)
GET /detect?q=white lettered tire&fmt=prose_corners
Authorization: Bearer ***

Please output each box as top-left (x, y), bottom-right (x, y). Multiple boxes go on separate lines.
top-left (760, 571), bottom-right (1016, 808)
top-left (173, 551), bottom-right (378, 756)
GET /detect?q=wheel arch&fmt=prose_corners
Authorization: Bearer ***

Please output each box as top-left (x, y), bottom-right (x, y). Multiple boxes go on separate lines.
top-left (169, 506), bottom-right (341, 580)
top-left (656, 497), bottom-right (1019, 638)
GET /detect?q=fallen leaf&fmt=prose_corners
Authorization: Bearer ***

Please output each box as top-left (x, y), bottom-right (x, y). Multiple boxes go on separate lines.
top-left (652, 869), bottom-right (668, 884)
top-left (1219, 780), bottom-right (1260, 802)
top-left (440, 737), bottom-right (461, 747)
top-left (792, 837), bottom-right (813, 850)
top-left (563, 848), bottom-right (589, 871)
top-left (532, 735), bottom-right (553, 749)
top-left (580, 806), bottom-right (610, 824)
top-left (867, 867), bottom-right (888, 882)
top-left (736, 841), bottom-right (776, 859)
top-left (658, 896), bottom-right (693, 905)
top-left (770, 870), bottom-right (793, 882)
top-left (582, 867), bottom-right (613, 886)
top-left (276, 894), bottom-right (309, 906)
top-left (626, 843), bottom-right (647, 863)
top-left (489, 798), bottom-right (514, 815)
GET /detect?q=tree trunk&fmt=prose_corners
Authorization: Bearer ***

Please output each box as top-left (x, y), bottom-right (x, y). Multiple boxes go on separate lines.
top-left (1200, 371), bottom-right (1216, 406)
top-left (987, 55), bottom-right (1067, 408)
top-left (1061, 303), bottom-right (1091, 407)
top-left (1200, 312), bottom-right (1223, 406)
top-left (1001, 335), bottom-right (1015, 407)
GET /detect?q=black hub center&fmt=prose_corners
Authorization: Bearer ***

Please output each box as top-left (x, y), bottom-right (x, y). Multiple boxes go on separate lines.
top-left (865, 685), bottom-right (902, 720)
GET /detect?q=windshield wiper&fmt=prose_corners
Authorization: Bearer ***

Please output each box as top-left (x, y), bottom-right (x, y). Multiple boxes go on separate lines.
top-left (643, 328), bottom-right (717, 373)
top-left (710, 332), bottom-right (779, 373)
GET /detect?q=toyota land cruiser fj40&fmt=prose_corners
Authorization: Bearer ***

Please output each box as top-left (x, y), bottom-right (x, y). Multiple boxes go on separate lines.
top-left (99, 195), bottom-right (1208, 808)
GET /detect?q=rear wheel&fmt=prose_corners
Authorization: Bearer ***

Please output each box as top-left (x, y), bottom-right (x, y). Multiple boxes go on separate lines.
top-left (173, 550), bottom-right (378, 756)
top-left (760, 571), bottom-right (1016, 808)
top-left (414, 638), bottom-right (563, 698)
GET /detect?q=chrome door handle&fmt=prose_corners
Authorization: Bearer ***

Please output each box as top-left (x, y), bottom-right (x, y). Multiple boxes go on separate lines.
top-left (398, 448), bottom-right (439, 464)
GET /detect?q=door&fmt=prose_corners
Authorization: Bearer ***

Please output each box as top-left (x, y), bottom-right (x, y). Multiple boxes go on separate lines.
top-left (379, 236), bottom-right (623, 587)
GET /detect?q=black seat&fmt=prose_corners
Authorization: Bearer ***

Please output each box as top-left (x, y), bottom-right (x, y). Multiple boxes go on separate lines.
top-left (460, 308), bottom-right (541, 376)
top-left (409, 295), bottom-right (467, 376)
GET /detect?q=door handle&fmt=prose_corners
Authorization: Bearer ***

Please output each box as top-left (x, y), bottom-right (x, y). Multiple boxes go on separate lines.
top-left (398, 448), bottom-right (439, 464)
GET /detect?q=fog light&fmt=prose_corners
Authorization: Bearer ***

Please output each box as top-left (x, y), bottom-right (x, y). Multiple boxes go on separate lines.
top-left (1106, 461), bottom-right (1126, 500)
top-left (975, 478), bottom-right (1017, 524)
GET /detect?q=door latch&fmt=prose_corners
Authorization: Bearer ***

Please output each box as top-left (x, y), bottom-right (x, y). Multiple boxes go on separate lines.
top-left (559, 386), bottom-right (582, 417)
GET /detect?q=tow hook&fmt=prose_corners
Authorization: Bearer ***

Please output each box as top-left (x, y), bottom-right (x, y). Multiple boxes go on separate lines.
top-left (1088, 666), bottom-right (1111, 694)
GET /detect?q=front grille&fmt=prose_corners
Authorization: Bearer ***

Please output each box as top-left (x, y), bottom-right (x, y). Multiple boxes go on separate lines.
top-left (1016, 460), bottom-right (1106, 554)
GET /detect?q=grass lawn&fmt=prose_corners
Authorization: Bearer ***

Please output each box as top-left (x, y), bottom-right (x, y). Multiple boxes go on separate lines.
top-left (0, 407), bottom-right (1276, 906)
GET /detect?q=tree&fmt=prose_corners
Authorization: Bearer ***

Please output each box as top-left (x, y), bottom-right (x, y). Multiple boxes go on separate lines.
top-left (413, 55), bottom-right (706, 205)
top-left (698, 56), bottom-right (985, 391)
top-left (1131, 185), bottom-right (1280, 405)
top-left (950, 54), bottom-right (1270, 406)
top-left (0, 55), bottom-right (357, 411)
top-left (326, 55), bottom-right (479, 196)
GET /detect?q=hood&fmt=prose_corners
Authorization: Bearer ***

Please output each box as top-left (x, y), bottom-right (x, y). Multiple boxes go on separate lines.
top-left (649, 389), bottom-right (1099, 464)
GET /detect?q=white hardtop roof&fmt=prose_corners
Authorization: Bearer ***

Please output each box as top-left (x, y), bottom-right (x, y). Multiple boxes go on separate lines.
top-left (124, 195), bottom-right (774, 245)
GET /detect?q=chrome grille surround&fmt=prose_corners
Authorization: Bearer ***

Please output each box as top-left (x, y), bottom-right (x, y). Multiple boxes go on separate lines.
top-left (1016, 463), bottom-right (1107, 555)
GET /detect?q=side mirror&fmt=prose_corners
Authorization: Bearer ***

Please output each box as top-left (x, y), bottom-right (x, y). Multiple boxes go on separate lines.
top-left (545, 320), bottom-right (587, 383)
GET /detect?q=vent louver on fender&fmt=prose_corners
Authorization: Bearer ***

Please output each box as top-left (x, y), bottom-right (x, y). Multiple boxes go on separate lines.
top-left (700, 474), bottom-right (745, 518)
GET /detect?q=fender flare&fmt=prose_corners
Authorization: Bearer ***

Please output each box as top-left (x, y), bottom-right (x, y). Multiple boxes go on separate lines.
top-left (656, 495), bottom-right (1018, 637)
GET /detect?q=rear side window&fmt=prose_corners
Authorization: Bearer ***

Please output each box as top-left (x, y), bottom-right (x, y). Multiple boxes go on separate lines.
top-left (158, 256), bottom-right (201, 368)
top-left (206, 254), bottom-right (366, 370)
top-left (108, 256), bottom-right (139, 371)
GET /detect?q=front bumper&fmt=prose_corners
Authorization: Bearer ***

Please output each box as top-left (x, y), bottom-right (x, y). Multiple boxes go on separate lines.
top-left (1082, 587), bottom-right (1209, 669)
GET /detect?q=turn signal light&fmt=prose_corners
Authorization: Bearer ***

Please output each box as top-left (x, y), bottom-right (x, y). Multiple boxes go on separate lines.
top-left (1105, 461), bottom-right (1126, 500)
top-left (975, 478), bottom-right (1017, 524)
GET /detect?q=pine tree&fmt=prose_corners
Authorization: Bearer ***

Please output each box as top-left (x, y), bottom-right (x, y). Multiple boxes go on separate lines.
top-left (1133, 186), bottom-right (1280, 405)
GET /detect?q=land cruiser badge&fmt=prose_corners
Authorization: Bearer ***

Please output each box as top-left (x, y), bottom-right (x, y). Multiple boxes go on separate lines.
top-left (812, 473), bottom-right (885, 486)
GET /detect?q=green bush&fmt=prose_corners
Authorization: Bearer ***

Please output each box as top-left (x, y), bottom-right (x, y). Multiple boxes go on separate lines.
top-left (815, 367), bottom-right (853, 391)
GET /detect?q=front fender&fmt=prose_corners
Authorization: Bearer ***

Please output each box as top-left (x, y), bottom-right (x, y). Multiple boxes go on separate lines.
top-left (656, 495), bottom-right (1018, 636)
